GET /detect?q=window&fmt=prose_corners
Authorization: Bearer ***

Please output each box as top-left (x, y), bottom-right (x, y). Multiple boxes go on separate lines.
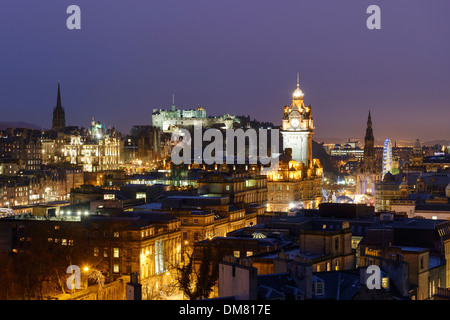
top-left (61, 239), bottom-right (67, 246)
top-left (114, 231), bottom-right (120, 238)
top-left (113, 264), bottom-right (119, 273)
top-left (226, 185), bottom-right (230, 191)
top-left (193, 219), bottom-right (198, 224)
top-left (233, 251), bottom-right (240, 258)
top-left (335, 237), bottom-right (339, 251)
top-left (114, 248), bottom-right (120, 258)
top-left (316, 282), bottom-right (324, 295)
top-left (94, 247), bottom-right (99, 256)
top-left (182, 232), bottom-right (188, 240)
top-left (382, 277), bottom-right (389, 289)
top-left (104, 249), bottom-right (108, 257)
top-left (246, 251), bottom-right (253, 257)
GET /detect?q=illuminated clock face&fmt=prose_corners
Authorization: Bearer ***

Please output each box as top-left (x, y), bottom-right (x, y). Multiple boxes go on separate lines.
top-left (290, 118), bottom-right (299, 128)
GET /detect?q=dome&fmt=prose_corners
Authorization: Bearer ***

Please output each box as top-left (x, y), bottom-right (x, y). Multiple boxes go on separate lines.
top-left (337, 196), bottom-right (353, 204)
top-left (292, 84), bottom-right (304, 100)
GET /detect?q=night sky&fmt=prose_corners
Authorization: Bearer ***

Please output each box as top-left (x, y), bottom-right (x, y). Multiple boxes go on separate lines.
top-left (0, 0), bottom-right (449, 143)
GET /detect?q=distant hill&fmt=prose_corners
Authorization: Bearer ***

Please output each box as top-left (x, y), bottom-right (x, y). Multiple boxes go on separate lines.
top-left (0, 122), bottom-right (44, 131)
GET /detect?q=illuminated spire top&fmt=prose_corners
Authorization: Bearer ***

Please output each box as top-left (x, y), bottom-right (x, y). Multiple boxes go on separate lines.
top-left (292, 72), bottom-right (304, 100)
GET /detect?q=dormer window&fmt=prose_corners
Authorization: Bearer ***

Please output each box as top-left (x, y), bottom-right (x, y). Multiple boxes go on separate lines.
top-left (312, 276), bottom-right (325, 296)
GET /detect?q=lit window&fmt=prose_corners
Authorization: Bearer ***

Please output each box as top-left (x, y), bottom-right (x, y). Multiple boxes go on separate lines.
top-left (382, 277), bottom-right (389, 289)
top-left (246, 251), bottom-right (253, 257)
top-left (114, 231), bottom-right (120, 238)
top-left (114, 248), bottom-right (120, 258)
top-left (315, 282), bottom-right (324, 295)
top-left (233, 251), bottom-right (240, 258)
top-left (61, 239), bottom-right (67, 246)
top-left (113, 264), bottom-right (119, 273)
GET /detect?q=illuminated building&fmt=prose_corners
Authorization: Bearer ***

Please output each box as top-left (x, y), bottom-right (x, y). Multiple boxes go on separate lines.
top-left (0, 168), bottom-right (82, 208)
top-left (330, 140), bottom-right (364, 161)
top-left (281, 75), bottom-right (314, 166)
top-left (63, 118), bottom-right (123, 172)
top-left (0, 128), bottom-right (42, 170)
top-left (197, 170), bottom-right (268, 210)
top-left (424, 154), bottom-right (450, 172)
top-left (134, 193), bottom-right (260, 256)
top-left (356, 111), bottom-right (381, 196)
top-left (0, 211), bottom-right (182, 300)
top-left (152, 100), bottom-right (237, 132)
top-left (267, 77), bottom-right (323, 211)
top-left (409, 139), bottom-right (425, 168)
top-left (266, 159), bottom-right (322, 211)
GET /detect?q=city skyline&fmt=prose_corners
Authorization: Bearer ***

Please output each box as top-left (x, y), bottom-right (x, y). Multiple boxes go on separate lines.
top-left (1, 1), bottom-right (449, 141)
top-left (1, 1), bottom-right (450, 303)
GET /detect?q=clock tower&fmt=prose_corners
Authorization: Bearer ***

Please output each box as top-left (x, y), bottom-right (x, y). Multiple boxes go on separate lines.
top-left (281, 75), bottom-right (314, 166)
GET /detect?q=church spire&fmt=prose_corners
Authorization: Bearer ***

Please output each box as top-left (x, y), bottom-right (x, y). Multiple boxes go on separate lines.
top-left (52, 82), bottom-right (66, 130)
top-left (56, 81), bottom-right (62, 109)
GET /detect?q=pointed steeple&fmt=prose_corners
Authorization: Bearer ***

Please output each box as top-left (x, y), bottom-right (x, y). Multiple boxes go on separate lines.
top-left (362, 110), bottom-right (376, 173)
top-left (52, 82), bottom-right (66, 130)
top-left (56, 81), bottom-right (62, 109)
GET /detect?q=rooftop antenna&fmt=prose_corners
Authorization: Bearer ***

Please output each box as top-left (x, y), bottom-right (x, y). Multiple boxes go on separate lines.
top-left (171, 94), bottom-right (176, 111)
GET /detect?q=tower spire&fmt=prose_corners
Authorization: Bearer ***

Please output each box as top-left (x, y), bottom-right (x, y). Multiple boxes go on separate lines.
top-left (56, 81), bottom-right (62, 108)
top-left (297, 72), bottom-right (299, 87)
top-left (52, 81), bottom-right (66, 130)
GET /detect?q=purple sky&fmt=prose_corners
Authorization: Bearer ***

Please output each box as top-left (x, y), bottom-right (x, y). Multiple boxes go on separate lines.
top-left (0, 0), bottom-right (449, 143)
